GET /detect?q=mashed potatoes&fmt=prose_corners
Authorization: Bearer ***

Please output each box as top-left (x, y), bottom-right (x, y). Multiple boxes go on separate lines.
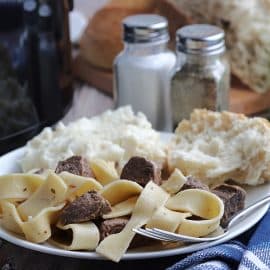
top-left (20, 106), bottom-right (166, 173)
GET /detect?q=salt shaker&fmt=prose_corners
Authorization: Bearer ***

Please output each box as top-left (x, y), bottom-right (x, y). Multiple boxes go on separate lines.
top-left (113, 14), bottom-right (176, 131)
top-left (171, 24), bottom-right (230, 128)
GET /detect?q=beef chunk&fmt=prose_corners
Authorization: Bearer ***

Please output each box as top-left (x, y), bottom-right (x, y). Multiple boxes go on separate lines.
top-left (212, 184), bottom-right (246, 227)
top-left (99, 218), bottom-right (128, 241)
top-left (180, 176), bottom-right (209, 191)
top-left (55, 156), bottom-right (93, 177)
top-left (58, 191), bottom-right (111, 225)
top-left (120, 156), bottom-right (161, 187)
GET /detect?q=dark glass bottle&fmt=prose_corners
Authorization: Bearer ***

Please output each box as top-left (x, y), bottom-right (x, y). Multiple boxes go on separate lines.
top-left (22, 0), bottom-right (41, 115)
top-left (37, 3), bottom-right (63, 125)
top-left (50, 0), bottom-right (73, 106)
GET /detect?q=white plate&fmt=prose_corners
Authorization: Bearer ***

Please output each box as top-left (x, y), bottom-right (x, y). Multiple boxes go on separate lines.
top-left (0, 136), bottom-right (269, 261)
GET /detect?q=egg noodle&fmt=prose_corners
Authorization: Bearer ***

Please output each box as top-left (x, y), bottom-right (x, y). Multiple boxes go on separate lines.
top-left (0, 161), bottom-right (224, 262)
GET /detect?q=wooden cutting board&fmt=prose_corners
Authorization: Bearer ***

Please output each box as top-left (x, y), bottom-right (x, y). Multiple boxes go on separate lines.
top-left (230, 79), bottom-right (270, 115)
top-left (73, 54), bottom-right (270, 116)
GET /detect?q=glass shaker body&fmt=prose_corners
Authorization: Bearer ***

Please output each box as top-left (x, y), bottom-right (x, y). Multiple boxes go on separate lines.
top-left (114, 41), bottom-right (175, 131)
top-left (171, 24), bottom-right (230, 128)
top-left (171, 52), bottom-right (230, 127)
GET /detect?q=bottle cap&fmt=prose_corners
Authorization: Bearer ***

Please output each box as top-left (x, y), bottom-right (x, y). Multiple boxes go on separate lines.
top-left (38, 3), bottom-right (53, 32)
top-left (23, 0), bottom-right (37, 26)
top-left (123, 14), bottom-right (169, 43)
top-left (176, 24), bottom-right (225, 55)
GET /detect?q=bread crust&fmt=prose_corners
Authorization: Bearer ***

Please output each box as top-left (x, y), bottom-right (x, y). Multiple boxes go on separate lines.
top-left (79, 3), bottom-right (156, 70)
top-left (80, 6), bottom-right (141, 69)
top-left (108, 0), bottom-right (156, 11)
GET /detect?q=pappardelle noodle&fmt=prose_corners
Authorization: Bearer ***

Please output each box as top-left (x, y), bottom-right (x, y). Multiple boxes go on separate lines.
top-left (0, 163), bottom-right (224, 262)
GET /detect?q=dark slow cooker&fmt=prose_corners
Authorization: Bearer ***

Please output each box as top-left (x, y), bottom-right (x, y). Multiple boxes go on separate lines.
top-left (0, 0), bottom-right (73, 155)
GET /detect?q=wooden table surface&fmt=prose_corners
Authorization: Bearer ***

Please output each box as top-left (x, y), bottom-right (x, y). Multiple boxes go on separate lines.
top-left (0, 239), bottom-right (187, 270)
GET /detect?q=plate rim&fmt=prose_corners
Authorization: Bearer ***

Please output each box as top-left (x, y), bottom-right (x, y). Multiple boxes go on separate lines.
top-left (0, 143), bottom-right (269, 261)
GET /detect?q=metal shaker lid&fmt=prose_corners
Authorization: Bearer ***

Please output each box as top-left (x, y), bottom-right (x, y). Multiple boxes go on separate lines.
top-left (176, 24), bottom-right (225, 55)
top-left (123, 14), bottom-right (169, 43)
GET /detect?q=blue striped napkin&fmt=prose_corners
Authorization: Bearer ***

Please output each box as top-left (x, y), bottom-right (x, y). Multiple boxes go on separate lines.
top-left (167, 209), bottom-right (270, 270)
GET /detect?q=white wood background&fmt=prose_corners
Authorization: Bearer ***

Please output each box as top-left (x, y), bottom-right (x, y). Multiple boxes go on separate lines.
top-left (75, 0), bottom-right (108, 17)
top-left (63, 0), bottom-right (114, 124)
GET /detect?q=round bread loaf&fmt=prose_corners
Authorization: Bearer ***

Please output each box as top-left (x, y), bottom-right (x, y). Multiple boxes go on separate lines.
top-left (79, 1), bottom-right (156, 70)
top-left (107, 0), bottom-right (156, 10)
top-left (173, 0), bottom-right (270, 93)
top-left (80, 6), bottom-right (132, 70)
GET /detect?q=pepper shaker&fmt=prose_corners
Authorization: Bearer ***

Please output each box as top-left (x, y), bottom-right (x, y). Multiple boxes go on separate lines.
top-left (171, 24), bottom-right (230, 128)
top-left (113, 14), bottom-right (176, 131)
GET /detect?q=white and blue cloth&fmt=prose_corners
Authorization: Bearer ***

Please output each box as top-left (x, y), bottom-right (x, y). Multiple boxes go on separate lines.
top-left (168, 209), bottom-right (270, 270)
